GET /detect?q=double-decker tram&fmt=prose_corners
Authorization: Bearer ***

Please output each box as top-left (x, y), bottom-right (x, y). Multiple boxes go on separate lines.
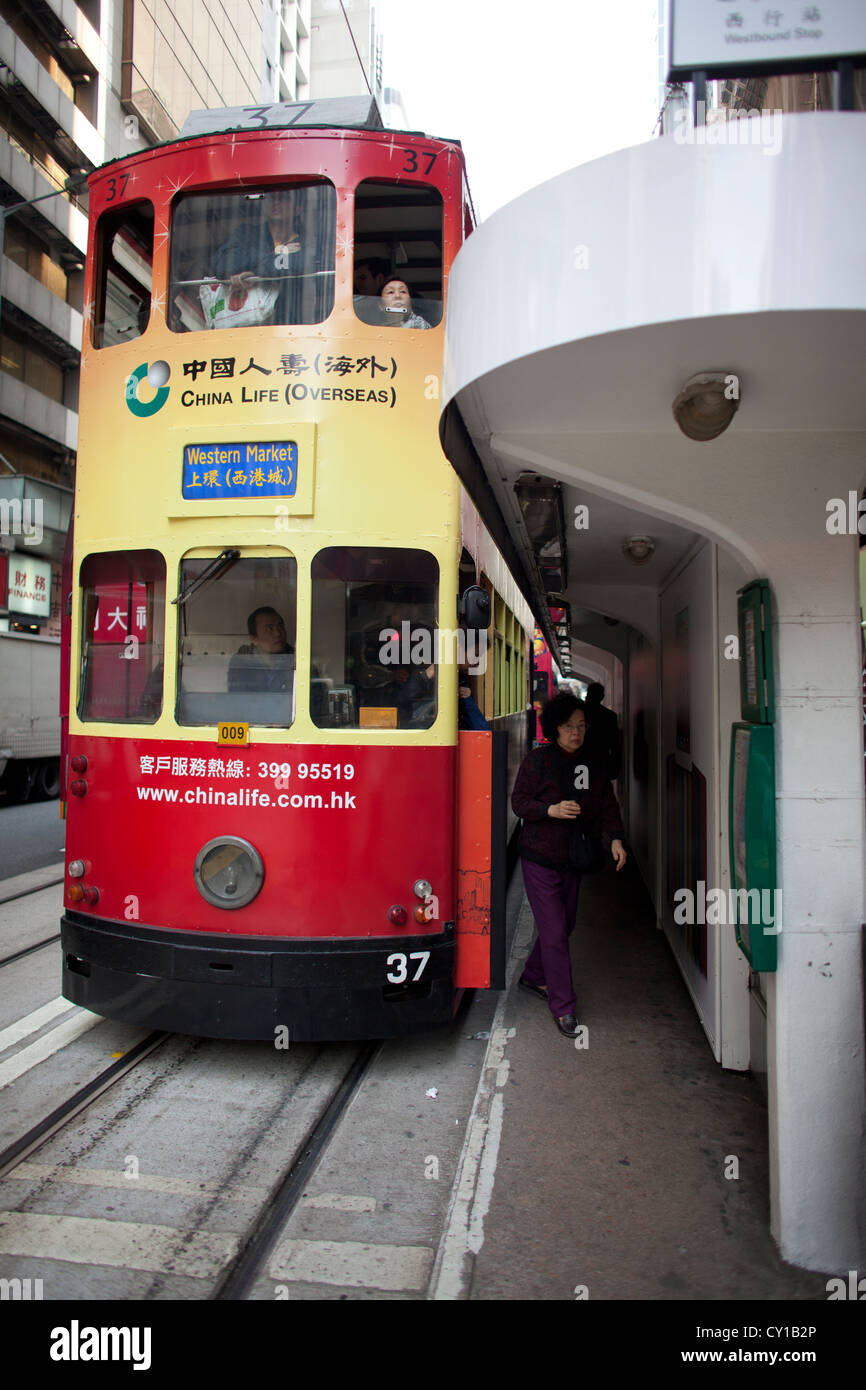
top-left (61, 98), bottom-right (536, 1041)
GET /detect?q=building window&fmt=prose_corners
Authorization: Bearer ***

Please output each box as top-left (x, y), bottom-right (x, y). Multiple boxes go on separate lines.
top-left (169, 181), bottom-right (336, 332)
top-left (0, 323), bottom-right (67, 405)
top-left (353, 180), bottom-right (443, 328)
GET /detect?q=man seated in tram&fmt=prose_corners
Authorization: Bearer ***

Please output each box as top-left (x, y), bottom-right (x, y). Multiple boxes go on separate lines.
top-left (228, 607), bottom-right (294, 693)
top-left (353, 256), bottom-right (390, 324)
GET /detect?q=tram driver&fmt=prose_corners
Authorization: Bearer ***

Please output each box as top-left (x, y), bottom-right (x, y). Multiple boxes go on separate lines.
top-left (228, 607), bottom-right (295, 694)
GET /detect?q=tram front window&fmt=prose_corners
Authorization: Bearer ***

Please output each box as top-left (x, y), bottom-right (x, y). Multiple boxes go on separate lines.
top-left (169, 181), bottom-right (336, 332)
top-left (78, 551), bottom-right (165, 722)
top-left (310, 547), bottom-right (439, 730)
top-left (176, 554), bottom-right (297, 727)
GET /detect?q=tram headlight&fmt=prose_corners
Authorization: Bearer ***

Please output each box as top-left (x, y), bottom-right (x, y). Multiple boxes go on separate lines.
top-left (413, 879), bottom-right (432, 900)
top-left (194, 837), bottom-right (264, 910)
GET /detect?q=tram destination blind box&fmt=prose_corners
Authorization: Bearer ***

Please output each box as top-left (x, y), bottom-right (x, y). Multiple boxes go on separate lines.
top-left (729, 580), bottom-right (778, 972)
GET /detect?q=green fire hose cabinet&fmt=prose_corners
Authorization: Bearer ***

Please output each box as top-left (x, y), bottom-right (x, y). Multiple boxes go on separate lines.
top-left (729, 722), bottom-right (778, 972)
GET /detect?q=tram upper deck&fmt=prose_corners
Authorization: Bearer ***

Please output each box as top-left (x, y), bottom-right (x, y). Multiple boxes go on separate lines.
top-left (71, 101), bottom-right (506, 750)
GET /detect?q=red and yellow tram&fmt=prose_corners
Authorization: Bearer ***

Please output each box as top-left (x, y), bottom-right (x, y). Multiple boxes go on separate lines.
top-left (61, 98), bottom-right (536, 1041)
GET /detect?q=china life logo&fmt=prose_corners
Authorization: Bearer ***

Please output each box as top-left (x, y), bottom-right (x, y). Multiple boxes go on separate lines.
top-left (125, 361), bottom-right (170, 417)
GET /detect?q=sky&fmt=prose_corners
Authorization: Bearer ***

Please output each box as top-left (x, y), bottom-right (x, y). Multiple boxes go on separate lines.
top-left (375, 0), bottom-right (663, 221)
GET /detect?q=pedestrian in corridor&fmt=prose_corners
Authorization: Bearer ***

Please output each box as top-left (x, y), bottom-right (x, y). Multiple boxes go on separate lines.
top-left (511, 692), bottom-right (627, 1037)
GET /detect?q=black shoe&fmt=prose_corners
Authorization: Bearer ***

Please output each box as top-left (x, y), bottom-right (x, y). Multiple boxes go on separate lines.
top-left (518, 977), bottom-right (548, 1002)
top-left (555, 1013), bottom-right (580, 1037)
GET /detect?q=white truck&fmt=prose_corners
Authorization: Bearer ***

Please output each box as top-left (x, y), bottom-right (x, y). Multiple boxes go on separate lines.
top-left (0, 630), bottom-right (61, 801)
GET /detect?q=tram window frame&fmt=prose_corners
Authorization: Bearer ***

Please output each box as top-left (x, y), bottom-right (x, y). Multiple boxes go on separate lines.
top-left (92, 201), bottom-right (154, 349)
top-left (175, 553), bottom-right (298, 729)
top-left (78, 550), bottom-right (165, 723)
top-left (168, 180), bottom-right (337, 333)
top-left (353, 179), bottom-right (443, 330)
top-left (310, 546), bottom-right (439, 731)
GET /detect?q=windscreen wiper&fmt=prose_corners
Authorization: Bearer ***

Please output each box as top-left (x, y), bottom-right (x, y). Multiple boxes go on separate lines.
top-left (172, 548), bottom-right (240, 607)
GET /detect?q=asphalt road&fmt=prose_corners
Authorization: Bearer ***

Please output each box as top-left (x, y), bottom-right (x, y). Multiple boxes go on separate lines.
top-left (0, 798), bottom-right (65, 882)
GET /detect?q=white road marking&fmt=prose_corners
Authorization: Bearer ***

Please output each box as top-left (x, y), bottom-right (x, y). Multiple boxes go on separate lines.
top-left (0, 1211), bottom-right (238, 1279)
top-left (0, 1010), bottom-right (102, 1091)
top-left (300, 1193), bottom-right (376, 1212)
top-left (8, 1163), bottom-right (269, 1204)
top-left (427, 913), bottom-right (528, 1300)
top-left (8, 1166), bottom-right (377, 1214)
top-left (0, 997), bottom-right (74, 1054)
top-left (268, 1238), bottom-right (433, 1291)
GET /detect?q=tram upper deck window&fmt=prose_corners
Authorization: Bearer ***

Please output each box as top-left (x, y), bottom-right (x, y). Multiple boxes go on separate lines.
top-left (169, 182), bottom-right (336, 332)
top-left (176, 554), bottom-right (297, 727)
top-left (92, 203), bottom-right (154, 348)
top-left (311, 547), bottom-right (439, 730)
top-left (78, 551), bottom-right (165, 722)
top-left (353, 181), bottom-right (443, 329)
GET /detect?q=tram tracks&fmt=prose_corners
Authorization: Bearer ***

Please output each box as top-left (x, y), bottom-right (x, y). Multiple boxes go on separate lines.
top-left (0, 1019), bottom-right (384, 1300)
top-left (213, 1041), bottom-right (379, 1300)
top-left (0, 1031), bottom-right (169, 1181)
top-left (0, 871), bottom-right (64, 970)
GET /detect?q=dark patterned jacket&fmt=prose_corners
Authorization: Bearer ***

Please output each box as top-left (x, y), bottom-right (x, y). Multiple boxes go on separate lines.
top-left (511, 742), bottom-right (625, 870)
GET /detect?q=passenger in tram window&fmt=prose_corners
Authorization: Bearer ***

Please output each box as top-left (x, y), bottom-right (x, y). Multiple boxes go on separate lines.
top-left (210, 187), bottom-right (333, 327)
top-left (353, 257), bottom-right (390, 297)
top-left (511, 692), bottom-right (627, 1039)
top-left (396, 659), bottom-right (436, 725)
top-left (379, 276), bottom-right (432, 329)
top-left (353, 256), bottom-right (391, 325)
top-left (228, 607), bottom-right (295, 693)
top-left (458, 659), bottom-right (490, 731)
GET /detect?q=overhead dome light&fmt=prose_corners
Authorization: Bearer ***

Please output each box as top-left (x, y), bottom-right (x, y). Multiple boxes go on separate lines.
top-left (672, 371), bottom-right (740, 441)
top-left (622, 535), bottom-right (656, 565)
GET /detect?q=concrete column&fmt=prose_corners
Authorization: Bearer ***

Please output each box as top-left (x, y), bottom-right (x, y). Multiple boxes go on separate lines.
top-left (768, 536), bottom-right (865, 1269)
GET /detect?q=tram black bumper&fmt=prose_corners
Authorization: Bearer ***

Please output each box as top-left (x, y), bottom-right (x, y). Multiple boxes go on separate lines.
top-left (61, 912), bottom-right (457, 1042)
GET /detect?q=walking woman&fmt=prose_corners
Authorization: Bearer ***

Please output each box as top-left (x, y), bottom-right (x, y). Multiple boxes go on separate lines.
top-left (511, 692), bottom-right (627, 1037)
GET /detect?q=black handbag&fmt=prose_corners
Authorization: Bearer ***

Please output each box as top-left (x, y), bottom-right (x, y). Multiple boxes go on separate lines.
top-left (568, 823), bottom-right (604, 874)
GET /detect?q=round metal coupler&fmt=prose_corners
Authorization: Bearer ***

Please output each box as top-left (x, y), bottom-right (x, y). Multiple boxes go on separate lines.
top-left (193, 836), bottom-right (264, 909)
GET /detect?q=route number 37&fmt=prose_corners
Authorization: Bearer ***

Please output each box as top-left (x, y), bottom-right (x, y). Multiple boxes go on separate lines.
top-left (385, 951), bottom-right (430, 983)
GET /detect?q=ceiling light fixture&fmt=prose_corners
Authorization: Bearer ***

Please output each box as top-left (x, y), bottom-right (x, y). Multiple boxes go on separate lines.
top-left (622, 535), bottom-right (656, 565)
top-left (672, 371), bottom-right (740, 441)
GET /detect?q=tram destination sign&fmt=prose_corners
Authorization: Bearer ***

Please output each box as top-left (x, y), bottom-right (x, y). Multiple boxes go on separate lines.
top-left (182, 442), bottom-right (297, 500)
top-left (179, 97), bottom-right (384, 140)
top-left (668, 0), bottom-right (866, 79)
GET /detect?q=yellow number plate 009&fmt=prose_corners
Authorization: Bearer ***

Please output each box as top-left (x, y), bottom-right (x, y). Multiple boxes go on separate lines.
top-left (217, 722), bottom-right (249, 746)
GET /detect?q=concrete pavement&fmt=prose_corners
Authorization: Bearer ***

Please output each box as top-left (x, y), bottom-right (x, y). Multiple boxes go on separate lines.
top-left (461, 861), bottom-right (830, 1301)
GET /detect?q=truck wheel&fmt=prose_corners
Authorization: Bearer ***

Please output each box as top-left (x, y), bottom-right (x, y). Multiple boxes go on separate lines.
top-left (36, 760), bottom-right (61, 800)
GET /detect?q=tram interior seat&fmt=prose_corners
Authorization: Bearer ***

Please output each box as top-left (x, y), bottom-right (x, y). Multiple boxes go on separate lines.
top-left (177, 636), bottom-right (292, 725)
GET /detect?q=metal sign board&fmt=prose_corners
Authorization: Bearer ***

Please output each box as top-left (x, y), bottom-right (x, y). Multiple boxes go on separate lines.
top-left (7, 553), bottom-right (51, 618)
top-left (669, 0), bottom-right (866, 78)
